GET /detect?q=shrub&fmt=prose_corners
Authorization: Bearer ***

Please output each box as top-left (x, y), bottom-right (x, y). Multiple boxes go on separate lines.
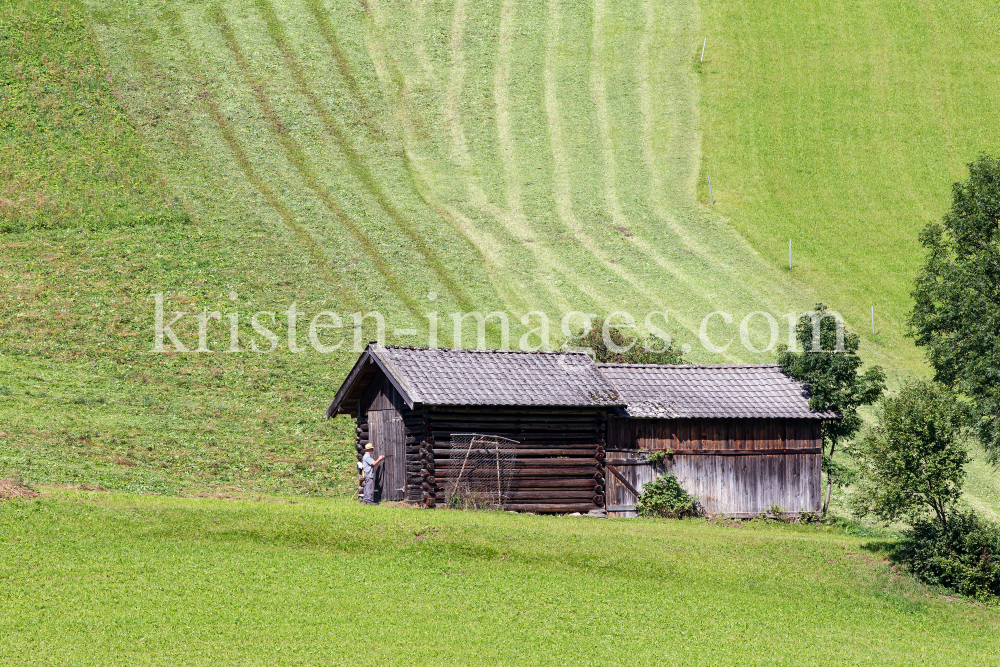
top-left (895, 509), bottom-right (1000, 602)
top-left (635, 473), bottom-right (699, 518)
top-left (576, 322), bottom-right (683, 364)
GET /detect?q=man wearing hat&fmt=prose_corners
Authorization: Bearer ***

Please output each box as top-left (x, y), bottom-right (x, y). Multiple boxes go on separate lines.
top-left (361, 443), bottom-right (385, 505)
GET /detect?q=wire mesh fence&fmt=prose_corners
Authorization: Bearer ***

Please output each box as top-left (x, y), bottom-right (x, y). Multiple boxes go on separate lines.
top-left (444, 434), bottom-right (519, 510)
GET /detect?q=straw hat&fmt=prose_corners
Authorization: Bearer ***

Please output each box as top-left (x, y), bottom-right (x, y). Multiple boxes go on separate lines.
top-left (364, 443), bottom-right (374, 450)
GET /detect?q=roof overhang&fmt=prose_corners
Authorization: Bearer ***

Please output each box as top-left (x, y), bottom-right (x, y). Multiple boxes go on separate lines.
top-left (325, 345), bottom-right (416, 419)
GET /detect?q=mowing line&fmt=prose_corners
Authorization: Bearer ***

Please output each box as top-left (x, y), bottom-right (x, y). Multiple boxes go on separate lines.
top-left (443, 0), bottom-right (480, 196)
top-left (634, 0), bottom-right (803, 318)
top-left (302, 0), bottom-right (382, 138)
top-left (252, 0), bottom-right (478, 314)
top-left (637, 0), bottom-right (705, 251)
top-left (425, 0), bottom-right (608, 313)
top-left (358, 0), bottom-right (534, 318)
top-left (411, 0), bottom-right (438, 83)
top-left (207, 5), bottom-right (424, 318)
top-left (493, 0), bottom-right (522, 220)
top-left (589, 0), bottom-right (725, 309)
top-left (544, 0), bottom-right (721, 348)
top-left (156, 10), bottom-right (359, 312)
top-left (372, 0), bottom-right (585, 314)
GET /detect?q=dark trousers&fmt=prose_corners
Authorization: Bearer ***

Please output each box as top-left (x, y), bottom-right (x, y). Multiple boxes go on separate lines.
top-left (363, 476), bottom-right (376, 504)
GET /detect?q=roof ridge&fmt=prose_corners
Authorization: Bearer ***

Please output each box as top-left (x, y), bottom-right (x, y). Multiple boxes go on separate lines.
top-left (597, 363), bottom-right (782, 369)
top-left (378, 344), bottom-right (591, 357)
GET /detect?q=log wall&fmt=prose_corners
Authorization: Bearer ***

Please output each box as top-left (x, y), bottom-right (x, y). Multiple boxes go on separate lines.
top-left (424, 406), bottom-right (606, 513)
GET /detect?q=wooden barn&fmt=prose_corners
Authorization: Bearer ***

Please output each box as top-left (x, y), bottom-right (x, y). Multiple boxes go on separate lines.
top-left (325, 344), bottom-right (620, 513)
top-left (326, 344), bottom-right (836, 517)
top-left (599, 364), bottom-right (836, 517)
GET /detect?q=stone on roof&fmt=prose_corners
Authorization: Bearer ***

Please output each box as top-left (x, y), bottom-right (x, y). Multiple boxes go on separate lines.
top-left (598, 364), bottom-right (837, 420)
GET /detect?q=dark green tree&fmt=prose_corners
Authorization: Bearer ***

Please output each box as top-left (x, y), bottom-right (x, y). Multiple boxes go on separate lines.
top-left (910, 154), bottom-right (1000, 461)
top-left (577, 321), bottom-right (684, 364)
top-left (850, 380), bottom-right (969, 527)
top-left (777, 304), bottom-right (886, 515)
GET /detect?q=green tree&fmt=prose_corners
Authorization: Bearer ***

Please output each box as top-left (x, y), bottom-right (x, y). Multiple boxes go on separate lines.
top-left (910, 154), bottom-right (1000, 460)
top-left (850, 380), bottom-right (969, 527)
top-left (777, 304), bottom-right (885, 515)
top-left (577, 321), bottom-right (684, 364)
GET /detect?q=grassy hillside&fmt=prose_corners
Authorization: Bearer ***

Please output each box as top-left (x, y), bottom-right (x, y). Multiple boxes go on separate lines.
top-left (699, 0), bottom-right (1000, 370)
top-left (3, 492), bottom-right (998, 665)
top-left (0, 2), bottom-right (184, 231)
top-left (1, 0), bottom-right (364, 495)
top-left (79, 0), bottom-right (822, 358)
top-left (2, 0), bottom-right (999, 508)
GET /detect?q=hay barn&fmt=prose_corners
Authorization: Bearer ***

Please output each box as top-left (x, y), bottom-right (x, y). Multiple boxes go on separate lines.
top-left (326, 344), bottom-right (837, 516)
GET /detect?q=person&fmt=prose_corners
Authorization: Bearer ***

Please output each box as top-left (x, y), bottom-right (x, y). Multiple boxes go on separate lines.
top-left (361, 443), bottom-right (385, 505)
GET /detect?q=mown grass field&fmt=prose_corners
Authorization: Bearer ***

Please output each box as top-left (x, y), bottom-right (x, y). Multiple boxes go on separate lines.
top-left (3, 491), bottom-right (998, 666)
top-left (0, 0), bottom-right (813, 496)
top-left (700, 0), bottom-right (1000, 370)
top-left (2, 2), bottom-right (1000, 659)
top-left (2, 0), bottom-right (1000, 506)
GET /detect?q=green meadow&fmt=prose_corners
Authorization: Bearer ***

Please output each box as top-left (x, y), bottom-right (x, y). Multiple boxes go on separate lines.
top-left (700, 0), bottom-right (1000, 369)
top-left (2, 0), bottom-right (1000, 659)
top-left (4, 0), bottom-right (999, 495)
top-left (3, 492), bottom-right (998, 666)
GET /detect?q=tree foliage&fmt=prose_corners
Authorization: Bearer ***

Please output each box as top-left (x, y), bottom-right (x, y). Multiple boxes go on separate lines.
top-left (850, 380), bottom-right (969, 527)
top-left (577, 322), bottom-right (684, 364)
top-left (910, 154), bottom-right (1000, 460)
top-left (777, 305), bottom-right (885, 510)
top-left (896, 509), bottom-right (1000, 602)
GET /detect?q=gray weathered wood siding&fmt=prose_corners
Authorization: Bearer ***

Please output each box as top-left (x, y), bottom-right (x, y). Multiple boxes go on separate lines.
top-left (608, 417), bottom-right (820, 453)
top-left (606, 417), bottom-right (822, 516)
top-left (355, 376), bottom-right (410, 502)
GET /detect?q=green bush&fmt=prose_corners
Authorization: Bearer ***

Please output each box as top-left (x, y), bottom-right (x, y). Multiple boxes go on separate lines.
top-left (635, 473), bottom-right (699, 518)
top-left (895, 509), bottom-right (1000, 602)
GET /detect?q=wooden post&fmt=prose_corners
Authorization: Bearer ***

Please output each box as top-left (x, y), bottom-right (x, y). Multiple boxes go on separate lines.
top-left (495, 442), bottom-right (502, 506)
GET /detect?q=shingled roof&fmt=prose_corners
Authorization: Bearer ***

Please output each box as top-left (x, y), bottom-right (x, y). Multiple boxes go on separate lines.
top-left (598, 364), bottom-right (838, 420)
top-left (327, 346), bottom-right (838, 420)
top-left (326, 344), bottom-right (624, 416)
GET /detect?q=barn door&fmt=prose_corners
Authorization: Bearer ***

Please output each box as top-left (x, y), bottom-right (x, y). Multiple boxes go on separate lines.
top-left (369, 409), bottom-right (406, 501)
top-left (604, 451), bottom-right (658, 518)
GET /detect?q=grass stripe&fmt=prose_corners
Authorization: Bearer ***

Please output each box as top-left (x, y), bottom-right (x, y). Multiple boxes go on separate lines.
top-left (252, 0), bottom-right (478, 315)
top-left (428, 0), bottom-right (609, 314)
top-left (370, 0), bottom-right (583, 315)
top-left (543, 0), bottom-right (728, 348)
top-left (302, 0), bottom-right (382, 138)
top-left (206, 4), bottom-right (424, 318)
top-left (359, 0), bottom-right (536, 320)
top-left (156, 7), bottom-right (359, 313)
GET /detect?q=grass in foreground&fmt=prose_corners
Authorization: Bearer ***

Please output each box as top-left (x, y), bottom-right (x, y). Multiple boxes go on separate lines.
top-left (2, 491), bottom-right (997, 666)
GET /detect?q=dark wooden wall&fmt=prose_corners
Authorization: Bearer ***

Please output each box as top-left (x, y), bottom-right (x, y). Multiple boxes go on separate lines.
top-left (423, 406), bottom-right (606, 513)
top-left (606, 417), bottom-right (822, 517)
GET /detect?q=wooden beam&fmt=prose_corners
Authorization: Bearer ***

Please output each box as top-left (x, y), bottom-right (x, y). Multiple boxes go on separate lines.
top-left (605, 464), bottom-right (642, 499)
